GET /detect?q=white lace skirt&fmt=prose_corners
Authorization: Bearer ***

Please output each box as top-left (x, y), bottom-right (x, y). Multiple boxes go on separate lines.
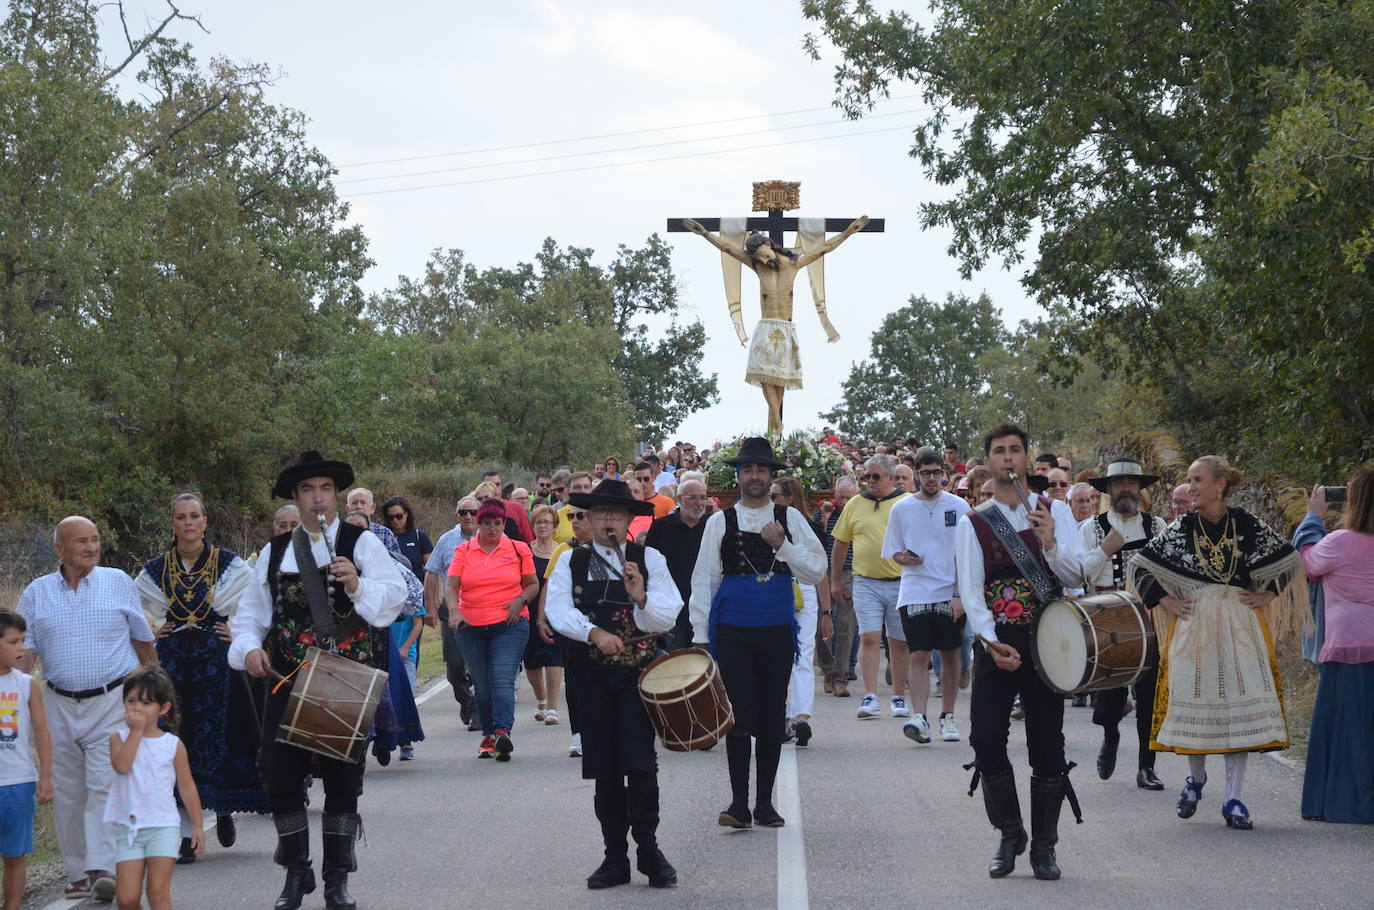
top-left (744, 318), bottom-right (803, 389)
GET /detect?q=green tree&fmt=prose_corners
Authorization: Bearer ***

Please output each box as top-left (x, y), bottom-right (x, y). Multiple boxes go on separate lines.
top-left (823, 292), bottom-right (1005, 447)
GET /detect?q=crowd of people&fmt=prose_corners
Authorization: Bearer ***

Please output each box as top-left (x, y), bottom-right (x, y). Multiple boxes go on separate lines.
top-left (1, 427), bottom-right (1370, 907)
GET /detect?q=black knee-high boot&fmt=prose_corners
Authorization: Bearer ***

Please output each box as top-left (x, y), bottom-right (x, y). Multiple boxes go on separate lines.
top-left (272, 811), bottom-right (315, 910)
top-left (587, 777), bottom-right (631, 889)
top-left (719, 735), bottom-right (753, 828)
top-left (1029, 775), bottom-right (1065, 881)
top-left (321, 812), bottom-right (359, 910)
top-left (981, 769), bottom-right (1027, 879)
top-left (628, 771), bottom-right (676, 888)
top-left (753, 736), bottom-right (785, 827)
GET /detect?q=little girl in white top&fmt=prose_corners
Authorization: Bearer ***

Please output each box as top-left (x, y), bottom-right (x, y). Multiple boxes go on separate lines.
top-left (103, 666), bottom-right (202, 910)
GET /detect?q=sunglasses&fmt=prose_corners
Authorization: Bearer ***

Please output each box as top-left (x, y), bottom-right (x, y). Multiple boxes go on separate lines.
top-left (769, 492), bottom-right (789, 500)
top-left (1048, 482), bottom-right (1069, 488)
top-left (386, 512), bottom-right (406, 521)
top-left (553, 486), bottom-right (566, 493)
top-left (568, 511), bottom-right (587, 520)
top-left (537, 482), bottom-right (551, 488)
top-left (457, 509), bottom-right (478, 516)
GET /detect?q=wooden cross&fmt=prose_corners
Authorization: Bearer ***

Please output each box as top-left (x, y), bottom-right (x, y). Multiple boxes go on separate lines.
top-left (666, 180), bottom-right (884, 248)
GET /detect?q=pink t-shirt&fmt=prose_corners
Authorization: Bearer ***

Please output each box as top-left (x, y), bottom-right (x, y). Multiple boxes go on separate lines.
top-left (1300, 529), bottom-right (1374, 663)
top-left (448, 536), bottom-right (534, 627)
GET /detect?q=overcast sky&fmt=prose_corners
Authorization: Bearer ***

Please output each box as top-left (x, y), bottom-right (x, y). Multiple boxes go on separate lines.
top-left (105, 1), bottom-right (1041, 445)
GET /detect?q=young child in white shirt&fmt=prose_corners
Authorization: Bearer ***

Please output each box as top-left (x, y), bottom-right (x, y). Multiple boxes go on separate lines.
top-left (0, 610), bottom-right (53, 910)
top-left (104, 665), bottom-right (202, 910)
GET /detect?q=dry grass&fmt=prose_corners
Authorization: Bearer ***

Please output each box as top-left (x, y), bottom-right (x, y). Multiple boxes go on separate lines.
top-left (1279, 650), bottom-right (1320, 761)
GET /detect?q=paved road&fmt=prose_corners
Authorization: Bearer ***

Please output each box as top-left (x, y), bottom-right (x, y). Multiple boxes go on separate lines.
top-left (26, 670), bottom-right (1372, 910)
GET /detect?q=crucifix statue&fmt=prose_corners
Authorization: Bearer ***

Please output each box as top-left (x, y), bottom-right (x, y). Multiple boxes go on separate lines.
top-left (668, 181), bottom-right (883, 435)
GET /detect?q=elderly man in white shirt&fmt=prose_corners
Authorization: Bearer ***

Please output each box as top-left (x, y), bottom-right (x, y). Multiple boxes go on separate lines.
top-left (545, 479), bottom-right (680, 890)
top-left (229, 452), bottom-right (405, 910)
top-left (17, 516), bottom-right (156, 903)
top-left (689, 438), bottom-right (828, 831)
top-left (1077, 459), bottom-right (1168, 791)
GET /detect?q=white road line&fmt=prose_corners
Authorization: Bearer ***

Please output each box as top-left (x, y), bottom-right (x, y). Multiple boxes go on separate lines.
top-left (414, 678), bottom-right (451, 706)
top-left (776, 746), bottom-right (810, 910)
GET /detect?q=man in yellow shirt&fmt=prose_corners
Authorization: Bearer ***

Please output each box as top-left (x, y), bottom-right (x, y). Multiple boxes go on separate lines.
top-left (830, 455), bottom-right (910, 720)
top-left (554, 472), bottom-right (595, 543)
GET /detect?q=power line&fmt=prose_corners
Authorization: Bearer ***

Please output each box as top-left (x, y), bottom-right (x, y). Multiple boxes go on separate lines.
top-left (336, 109), bottom-right (925, 185)
top-left (341, 123), bottom-right (919, 198)
top-left (335, 95), bottom-right (920, 169)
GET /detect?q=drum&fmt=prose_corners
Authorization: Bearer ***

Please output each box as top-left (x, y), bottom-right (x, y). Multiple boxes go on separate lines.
top-left (275, 646), bottom-right (389, 763)
top-left (637, 648), bottom-right (734, 752)
top-left (1031, 590), bottom-right (1157, 695)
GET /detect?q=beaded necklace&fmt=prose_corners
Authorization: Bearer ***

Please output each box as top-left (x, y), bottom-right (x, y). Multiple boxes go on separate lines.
top-left (161, 544), bottom-right (220, 627)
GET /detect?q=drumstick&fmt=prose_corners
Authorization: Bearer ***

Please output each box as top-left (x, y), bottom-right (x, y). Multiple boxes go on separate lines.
top-left (977, 633), bottom-right (1019, 661)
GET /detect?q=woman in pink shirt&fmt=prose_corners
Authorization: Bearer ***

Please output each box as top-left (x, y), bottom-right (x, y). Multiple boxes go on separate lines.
top-left (445, 501), bottom-right (539, 762)
top-left (1298, 468), bottom-right (1374, 823)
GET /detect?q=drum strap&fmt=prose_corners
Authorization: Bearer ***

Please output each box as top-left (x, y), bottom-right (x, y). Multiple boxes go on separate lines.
top-left (292, 526), bottom-right (342, 649)
top-left (979, 506), bottom-right (1060, 607)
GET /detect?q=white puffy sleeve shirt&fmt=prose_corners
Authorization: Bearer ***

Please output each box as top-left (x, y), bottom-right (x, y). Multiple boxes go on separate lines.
top-left (545, 541), bottom-right (682, 642)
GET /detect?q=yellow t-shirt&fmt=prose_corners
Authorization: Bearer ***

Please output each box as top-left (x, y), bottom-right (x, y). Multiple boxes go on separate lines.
top-left (831, 492), bottom-right (909, 579)
top-left (545, 541), bottom-right (575, 579)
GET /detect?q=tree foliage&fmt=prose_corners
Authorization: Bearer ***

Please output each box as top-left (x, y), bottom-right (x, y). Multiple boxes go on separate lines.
top-left (802, 0), bottom-right (1374, 477)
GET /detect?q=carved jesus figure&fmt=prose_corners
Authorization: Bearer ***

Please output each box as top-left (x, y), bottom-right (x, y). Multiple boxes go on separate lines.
top-left (682, 215), bottom-right (868, 435)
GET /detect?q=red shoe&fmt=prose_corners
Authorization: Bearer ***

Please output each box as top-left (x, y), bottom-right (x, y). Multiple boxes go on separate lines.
top-left (478, 735), bottom-right (495, 758)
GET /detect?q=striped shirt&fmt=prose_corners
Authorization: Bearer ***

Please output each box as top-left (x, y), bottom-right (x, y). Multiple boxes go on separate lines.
top-left (18, 566), bottom-right (154, 691)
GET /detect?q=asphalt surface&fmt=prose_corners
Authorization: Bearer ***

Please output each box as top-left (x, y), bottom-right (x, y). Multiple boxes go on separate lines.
top-left (25, 669), bottom-right (1373, 910)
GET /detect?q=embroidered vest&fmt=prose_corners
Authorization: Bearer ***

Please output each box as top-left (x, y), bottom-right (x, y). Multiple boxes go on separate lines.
top-left (569, 542), bottom-right (656, 671)
top-left (720, 506), bottom-right (792, 577)
top-left (265, 523), bottom-right (386, 672)
top-left (968, 503), bottom-right (1053, 632)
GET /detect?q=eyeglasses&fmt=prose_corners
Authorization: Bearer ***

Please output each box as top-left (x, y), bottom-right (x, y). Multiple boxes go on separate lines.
top-left (568, 511), bottom-right (587, 520)
top-left (862, 473), bottom-right (887, 482)
top-left (457, 509), bottom-right (478, 516)
top-left (917, 469), bottom-right (943, 478)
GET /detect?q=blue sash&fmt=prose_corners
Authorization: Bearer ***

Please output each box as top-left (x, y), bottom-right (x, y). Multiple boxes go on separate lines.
top-left (708, 573), bottom-right (799, 663)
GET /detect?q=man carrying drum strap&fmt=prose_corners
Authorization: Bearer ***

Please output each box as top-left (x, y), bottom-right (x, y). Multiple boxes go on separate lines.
top-left (544, 479), bottom-right (682, 891)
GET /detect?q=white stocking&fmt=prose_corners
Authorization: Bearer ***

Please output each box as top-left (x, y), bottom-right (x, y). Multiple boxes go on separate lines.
top-left (1224, 753), bottom-right (1248, 803)
top-left (1187, 753), bottom-right (1208, 784)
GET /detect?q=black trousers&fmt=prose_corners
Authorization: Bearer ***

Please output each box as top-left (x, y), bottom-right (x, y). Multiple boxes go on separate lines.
top-left (438, 603), bottom-right (475, 719)
top-left (1092, 665), bottom-right (1158, 770)
top-left (715, 624), bottom-right (793, 740)
top-left (968, 635), bottom-right (1068, 778)
top-left (574, 664), bottom-right (656, 780)
top-left (259, 687), bottom-right (365, 816)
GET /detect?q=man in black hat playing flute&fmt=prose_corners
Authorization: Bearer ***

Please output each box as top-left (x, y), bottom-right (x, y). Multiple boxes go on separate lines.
top-left (689, 437), bottom-right (827, 829)
top-left (544, 479), bottom-right (682, 890)
top-left (1077, 458), bottom-right (1167, 790)
top-left (229, 452), bottom-right (407, 910)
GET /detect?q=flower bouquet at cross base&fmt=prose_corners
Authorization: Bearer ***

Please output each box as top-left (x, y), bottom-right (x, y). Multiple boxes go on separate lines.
top-left (705, 430), bottom-right (848, 493)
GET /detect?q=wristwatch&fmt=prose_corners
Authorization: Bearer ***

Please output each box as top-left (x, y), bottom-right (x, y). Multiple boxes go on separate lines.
top-left (821, 610), bottom-right (833, 616)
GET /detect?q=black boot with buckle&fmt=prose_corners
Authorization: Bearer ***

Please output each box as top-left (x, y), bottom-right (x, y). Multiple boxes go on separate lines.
top-left (587, 779), bottom-right (631, 889)
top-left (980, 768), bottom-right (1027, 879)
top-left (1029, 775), bottom-right (1065, 881)
top-left (321, 812), bottom-right (359, 910)
top-left (272, 812), bottom-right (315, 910)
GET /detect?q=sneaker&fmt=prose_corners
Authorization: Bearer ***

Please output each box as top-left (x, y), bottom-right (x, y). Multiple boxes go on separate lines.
top-left (891, 695), bottom-right (911, 718)
top-left (478, 735), bottom-right (496, 758)
top-left (903, 713), bottom-right (932, 744)
top-left (494, 729), bottom-right (514, 762)
top-left (782, 721), bottom-right (796, 743)
top-left (939, 713), bottom-right (960, 742)
top-left (399, 745), bottom-right (415, 761)
top-left (1010, 696), bottom-right (1025, 720)
top-left (793, 719), bottom-right (812, 748)
top-left (857, 694), bottom-right (881, 719)
top-left (569, 733), bottom-right (582, 757)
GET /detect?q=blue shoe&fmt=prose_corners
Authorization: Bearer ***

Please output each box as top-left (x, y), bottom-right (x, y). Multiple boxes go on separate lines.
top-left (1222, 799), bottom-right (1253, 830)
top-left (1177, 776), bottom-right (1205, 818)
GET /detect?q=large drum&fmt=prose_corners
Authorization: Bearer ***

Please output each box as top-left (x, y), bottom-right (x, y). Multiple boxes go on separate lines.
top-left (1031, 590), bottom-right (1156, 695)
top-left (275, 646), bottom-right (389, 763)
top-left (637, 648), bottom-right (734, 752)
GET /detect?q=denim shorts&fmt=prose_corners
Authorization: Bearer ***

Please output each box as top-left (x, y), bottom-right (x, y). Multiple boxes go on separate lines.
top-left (852, 576), bottom-right (904, 640)
top-left (0, 781), bottom-right (35, 857)
top-left (114, 824), bottom-right (181, 863)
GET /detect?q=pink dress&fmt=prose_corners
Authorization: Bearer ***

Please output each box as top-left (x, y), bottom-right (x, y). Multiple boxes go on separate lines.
top-left (1300, 529), bottom-right (1374, 663)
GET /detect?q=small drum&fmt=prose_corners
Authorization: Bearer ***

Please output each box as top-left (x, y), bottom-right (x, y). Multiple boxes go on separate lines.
top-left (275, 647), bottom-right (389, 763)
top-left (638, 648), bottom-right (734, 752)
top-left (1031, 590), bottom-right (1157, 695)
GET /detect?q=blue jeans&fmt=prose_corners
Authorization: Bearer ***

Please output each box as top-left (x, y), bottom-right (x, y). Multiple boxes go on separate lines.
top-left (456, 618), bottom-right (529, 735)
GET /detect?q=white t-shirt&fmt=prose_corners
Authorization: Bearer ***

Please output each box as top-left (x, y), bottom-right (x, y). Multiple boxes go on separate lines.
top-left (104, 729), bottom-right (182, 840)
top-left (881, 491), bottom-right (972, 606)
top-left (0, 669), bottom-right (37, 786)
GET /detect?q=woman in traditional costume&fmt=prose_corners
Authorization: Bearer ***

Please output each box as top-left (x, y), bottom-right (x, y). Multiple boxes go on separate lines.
top-left (135, 493), bottom-right (266, 861)
top-left (1127, 456), bottom-right (1307, 830)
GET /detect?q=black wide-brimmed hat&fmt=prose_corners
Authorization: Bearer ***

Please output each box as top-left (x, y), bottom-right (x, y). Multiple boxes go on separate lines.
top-left (724, 436), bottom-right (787, 473)
top-left (1088, 458), bottom-right (1160, 493)
top-left (272, 451), bottom-right (355, 500)
top-left (567, 479), bottom-right (655, 516)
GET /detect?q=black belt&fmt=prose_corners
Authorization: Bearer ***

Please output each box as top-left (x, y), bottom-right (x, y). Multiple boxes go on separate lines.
top-left (47, 676), bottom-right (125, 700)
